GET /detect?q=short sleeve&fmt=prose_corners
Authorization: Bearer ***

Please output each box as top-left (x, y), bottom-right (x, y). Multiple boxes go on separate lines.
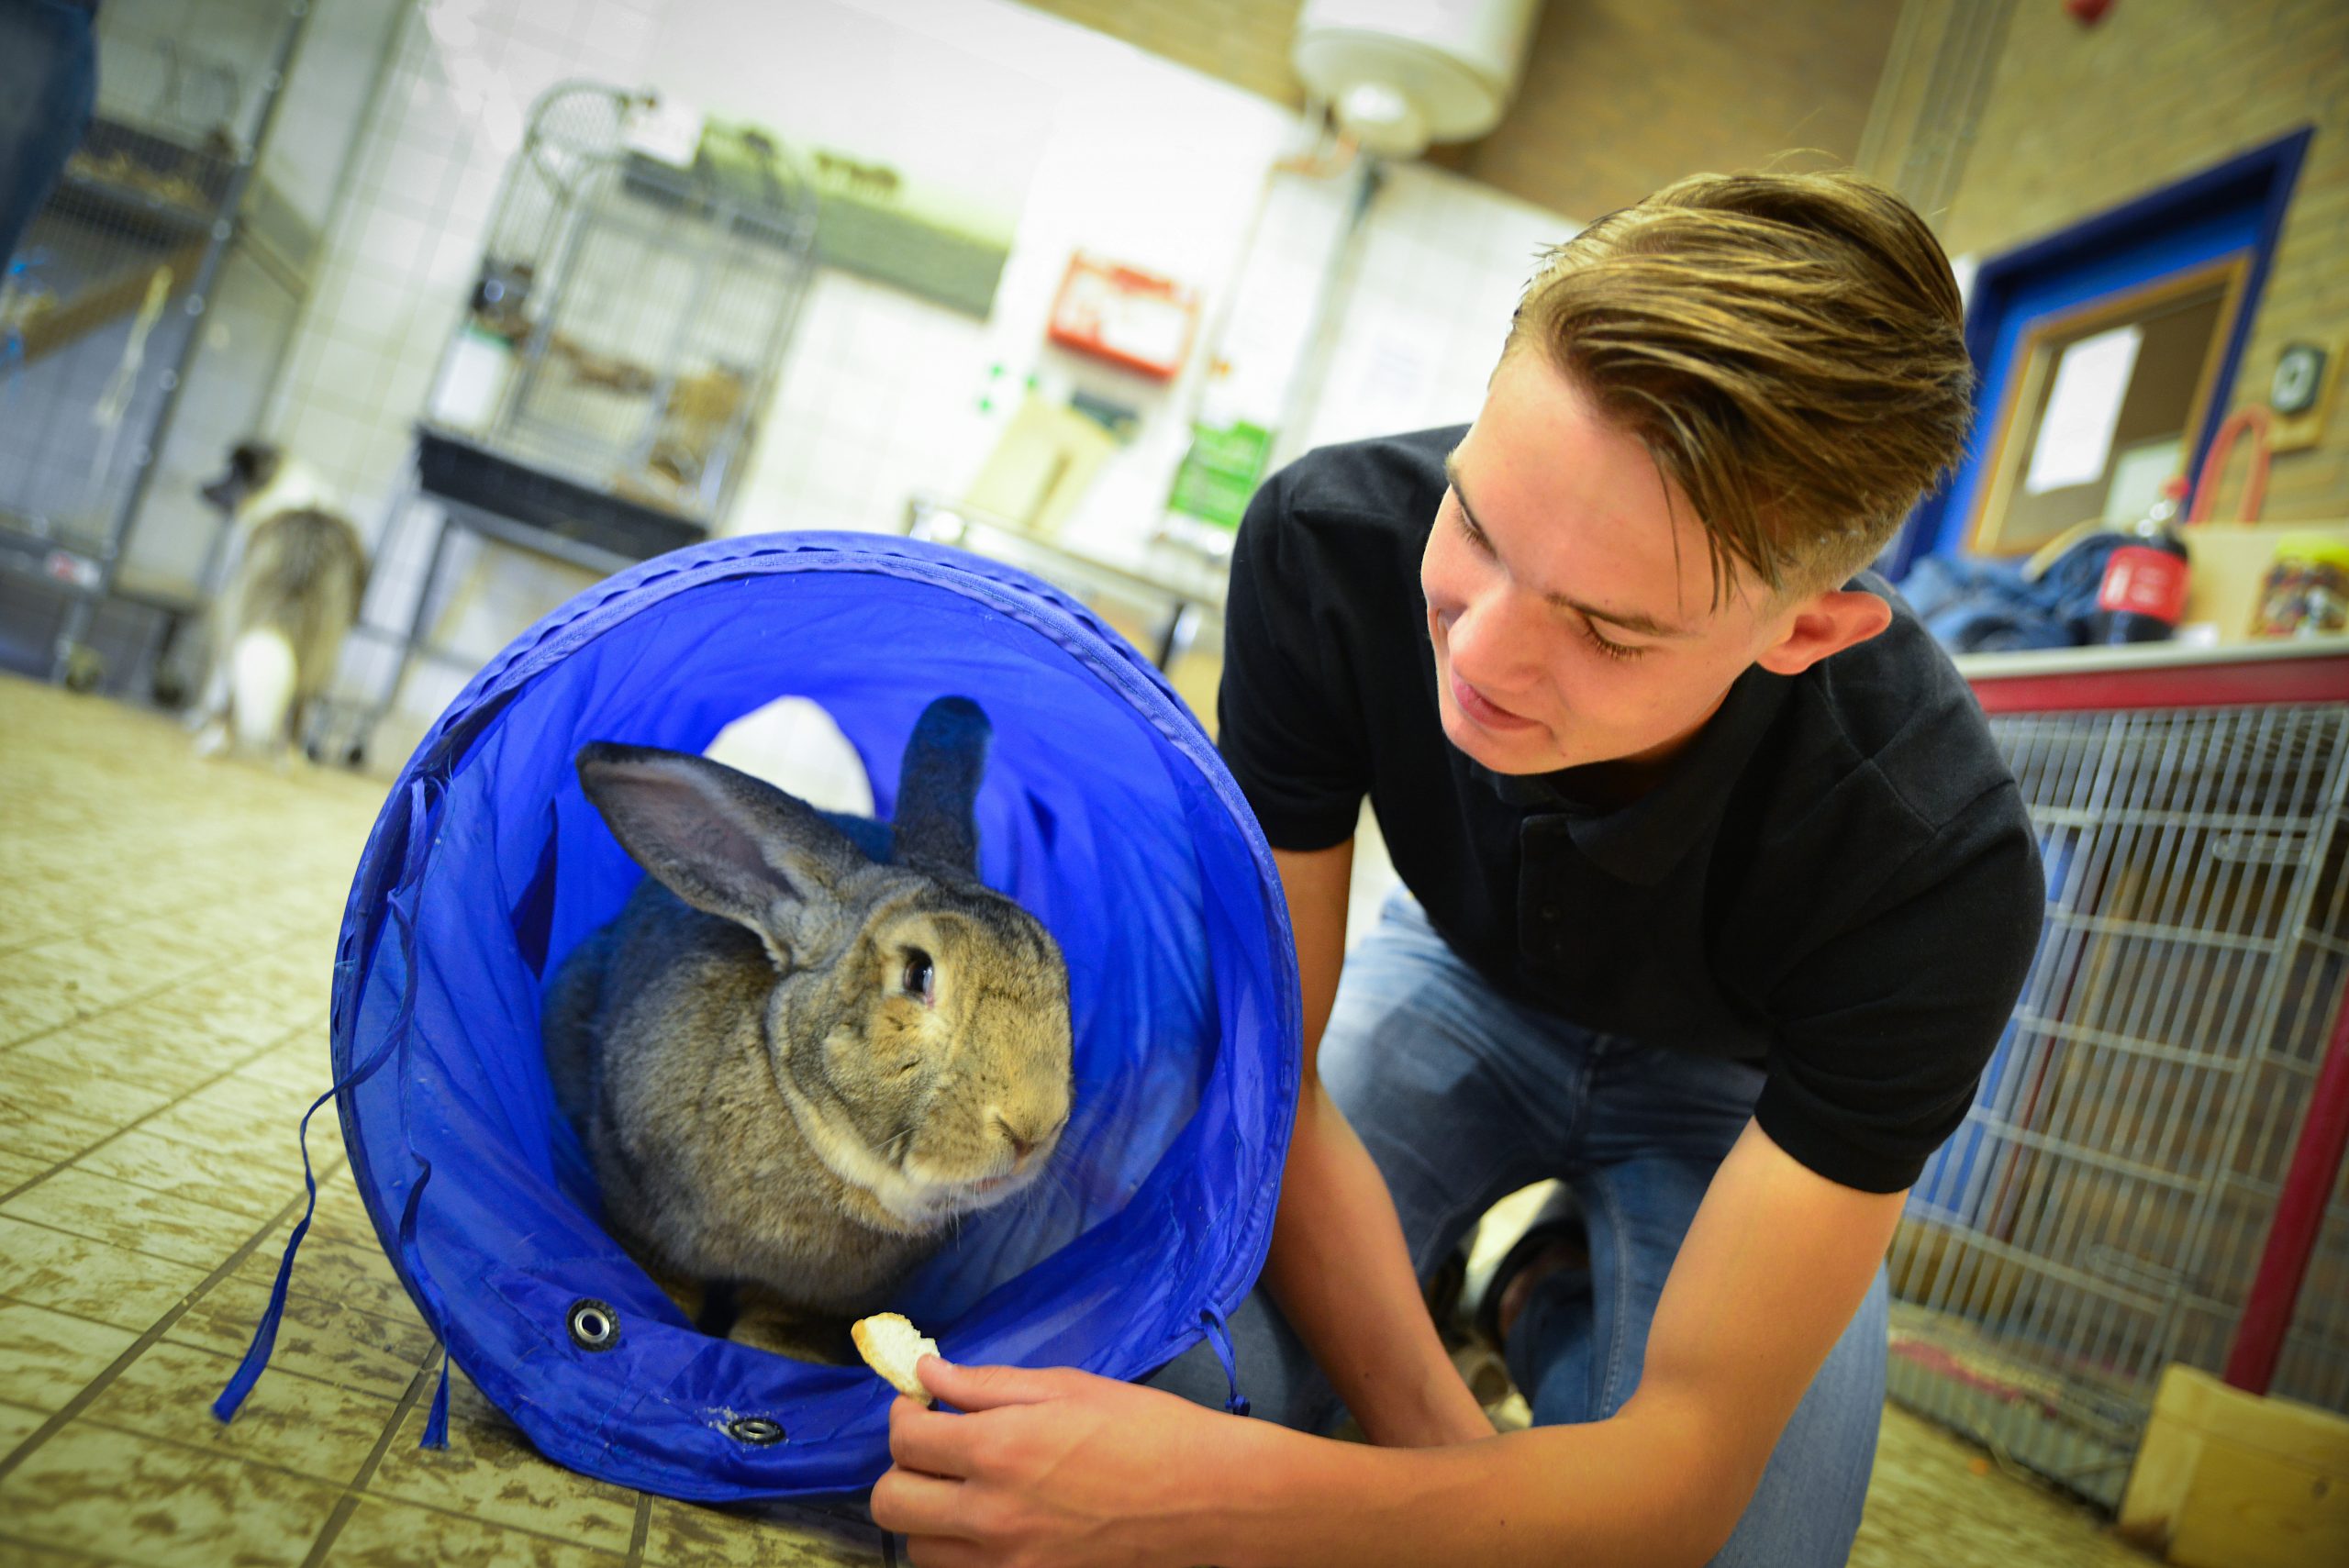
top-left (1215, 473), bottom-right (1373, 851)
top-left (1753, 788), bottom-right (2045, 1193)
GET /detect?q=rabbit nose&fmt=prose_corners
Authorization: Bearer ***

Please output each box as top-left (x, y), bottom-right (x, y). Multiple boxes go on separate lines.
top-left (995, 1115), bottom-right (1037, 1160)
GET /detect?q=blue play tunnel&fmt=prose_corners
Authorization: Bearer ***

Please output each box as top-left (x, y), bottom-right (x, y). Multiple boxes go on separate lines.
top-left (228, 532), bottom-right (1300, 1500)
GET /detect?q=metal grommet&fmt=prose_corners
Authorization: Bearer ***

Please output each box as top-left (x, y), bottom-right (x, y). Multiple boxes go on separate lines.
top-left (728, 1415), bottom-right (786, 1445)
top-left (567, 1298), bottom-right (620, 1351)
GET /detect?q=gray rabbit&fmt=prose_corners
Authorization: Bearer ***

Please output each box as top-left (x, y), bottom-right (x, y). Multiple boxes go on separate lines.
top-left (542, 696), bottom-right (1074, 1346)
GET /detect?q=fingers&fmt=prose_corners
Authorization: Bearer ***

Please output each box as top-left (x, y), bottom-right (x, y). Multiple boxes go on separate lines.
top-left (916, 1355), bottom-right (1078, 1411)
top-left (890, 1394), bottom-right (987, 1478)
top-left (870, 1465), bottom-right (969, 1540)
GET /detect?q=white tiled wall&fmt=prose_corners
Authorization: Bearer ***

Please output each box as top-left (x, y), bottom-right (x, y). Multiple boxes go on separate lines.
top-left (1297, 161), bottom-right (1575, 455)
top-left (236, 0), bottom-right (1579, 765)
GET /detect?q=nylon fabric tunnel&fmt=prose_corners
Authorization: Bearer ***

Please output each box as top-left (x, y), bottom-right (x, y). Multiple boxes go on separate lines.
top-left (283, 532), bottom-right (1300, 1500)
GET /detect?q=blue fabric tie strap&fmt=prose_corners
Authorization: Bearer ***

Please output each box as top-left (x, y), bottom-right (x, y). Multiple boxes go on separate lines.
top-left (422, 1349), bottom-right (452, 1449)
top-left (398, 1156), bottom-right (453, 1449)
top-left (216, 780), bottom-right (436, 1426)
top-left (210, 1034), bottom-right (398, 1423)
top-left (1199, 1307), bottom-right (1249, 1418)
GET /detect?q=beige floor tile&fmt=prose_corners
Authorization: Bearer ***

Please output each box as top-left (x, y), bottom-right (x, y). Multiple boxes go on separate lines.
top-left (0, 1096), bottom-right (109, 1168)
top-left (0, 981), bottom-right (91, 1045)
top-left (79, 1339), bottom-right (398, 1485)
top-left (168, 1275), bottom-right (432, 1402)
top-left (0, 1046), bottom-right (181, 1131)
top-left (0, 1147), bottom-right (50, 1190)
top-left (364, 1373), bottom-right (640, 1553)
top-left (1, 1167), bottom-right (271, 1272)
top-left (1853, 1404), bottom-right (2151, 1567)
top-left (21, 1008), bottom-right (249, 1097)
top-left (305, 1172), bottom-right (389, 1251)
top-left (186, 1061), bottom-right (327, 1127)
top-left (644, 1496), bottom-right (887, 1567)
top-left (72, 1127), bottom-right (308, 1222)
top-left (0, 1396), bottom-right (50, 1451)
top-left (0, 1215), bottom-right (209, 1330)
top-left (110, 984), bottom-right (306, 1060)
top-left (239, 1038), bottom-right (338, 1100)
top-left (70, 1001), bottom-right (281, 1093)
top-left (142, 1087), bottom-right (338, 1168)
top-left (0, 1299), bottom-right (138, 1410)
top-left (74, 909), bottom-right (257, 972)
top-left (0, 1540), bottom-right (111, 1567)
top-left (0, 941), bottom-right (173, 1035)
top-left (320, 1496), bottom-right (626, 1567)
top-left (231, 1228), bottom-right (417, 1324)
top-left (0, 1421), bottom-right (343, 1568)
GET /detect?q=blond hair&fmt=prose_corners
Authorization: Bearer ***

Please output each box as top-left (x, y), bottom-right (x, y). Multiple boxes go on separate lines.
top-left (1503, 167), bottom-right (1974, 599)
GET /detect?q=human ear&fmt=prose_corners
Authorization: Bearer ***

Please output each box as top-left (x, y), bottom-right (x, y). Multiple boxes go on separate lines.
top-left (1753, 588), bottom-right (1894, 677)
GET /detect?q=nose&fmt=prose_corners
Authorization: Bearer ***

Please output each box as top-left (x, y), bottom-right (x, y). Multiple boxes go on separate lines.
top-left (992, 1114), bottom-right (1037, 1162)
top-left (1446, 588), bottom-right (1537, 688)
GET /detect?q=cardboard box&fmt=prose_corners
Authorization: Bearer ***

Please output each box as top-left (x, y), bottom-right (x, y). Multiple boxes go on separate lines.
top-left (2118, 1364), bottom-right (2349, 1567)
top-left (2182, 520), bottom-right (2349, 643)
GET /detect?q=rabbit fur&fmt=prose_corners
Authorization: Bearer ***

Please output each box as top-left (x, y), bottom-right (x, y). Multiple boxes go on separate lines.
top-left (542, 696), bottom-right (1074, 1332)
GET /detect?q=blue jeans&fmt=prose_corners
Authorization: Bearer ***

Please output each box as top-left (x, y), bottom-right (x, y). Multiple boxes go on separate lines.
top-left (1152, 892), bottom-right (1887, 1566)
top-left (0, 0), bottom-right (99, 274)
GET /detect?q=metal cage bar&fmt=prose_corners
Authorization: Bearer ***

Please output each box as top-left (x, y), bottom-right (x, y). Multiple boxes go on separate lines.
top-left (1888, 682), bottom-right (2349, 1507)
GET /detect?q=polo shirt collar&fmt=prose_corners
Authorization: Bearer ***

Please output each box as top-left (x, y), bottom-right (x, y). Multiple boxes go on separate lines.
top-left (1475, 665), bottom-right (1791, 885)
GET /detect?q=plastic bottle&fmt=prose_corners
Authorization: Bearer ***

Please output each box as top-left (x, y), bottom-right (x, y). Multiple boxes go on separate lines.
top-left (2087, 477), bottom-right (2192, 645)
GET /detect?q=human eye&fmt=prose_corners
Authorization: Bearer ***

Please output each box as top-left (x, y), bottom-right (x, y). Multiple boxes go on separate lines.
top-left (1448, 493), bottom-right (1494, 556)
top-left (1580, 616), bottom-right (1647, 662)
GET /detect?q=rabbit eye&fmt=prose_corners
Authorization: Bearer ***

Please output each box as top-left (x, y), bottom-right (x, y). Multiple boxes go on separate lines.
top-left (901, 949), bottom-right (934, 1002)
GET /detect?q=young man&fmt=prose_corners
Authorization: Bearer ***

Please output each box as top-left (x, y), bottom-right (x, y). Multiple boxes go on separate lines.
top-left (873, 169), bottom-right (2044, 1568)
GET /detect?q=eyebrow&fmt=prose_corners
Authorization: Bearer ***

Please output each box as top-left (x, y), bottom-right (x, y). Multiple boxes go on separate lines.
top-left (1442, 450), bottom-right (1693, 639)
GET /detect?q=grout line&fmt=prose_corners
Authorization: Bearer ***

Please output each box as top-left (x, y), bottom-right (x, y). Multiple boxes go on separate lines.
top-left (0, 1180), bottom-right (322, 1486)
top-left (297, 1344), bottom-right (443, 1568)
top-left (0, 1007), bottom-right (331, 1207)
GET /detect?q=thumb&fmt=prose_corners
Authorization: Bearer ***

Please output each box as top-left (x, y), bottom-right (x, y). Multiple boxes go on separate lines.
top-left (918, 1356), bottom-right (1077, 1412)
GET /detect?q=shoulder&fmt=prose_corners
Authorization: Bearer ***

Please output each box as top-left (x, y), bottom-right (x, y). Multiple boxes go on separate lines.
top-left (1248, 426), bottom-right (1459, 554)
top-left (1750, 578), bottom-right (2042, 948)
top-left (1274, 424), bottom-right (1461, 521)
top-left (1789, 573), bottom-right (2030, 841)
top-left (1236, 425), bottom-right (1460, 608)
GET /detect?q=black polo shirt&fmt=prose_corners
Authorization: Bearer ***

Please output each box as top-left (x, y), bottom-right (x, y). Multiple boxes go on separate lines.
top-left (1217, 426), bottom-right (2045, 1194)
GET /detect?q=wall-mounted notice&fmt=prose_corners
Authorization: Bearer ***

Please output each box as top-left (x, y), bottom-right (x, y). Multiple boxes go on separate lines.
top-left (2025, 325), bottom-right (2143, 495)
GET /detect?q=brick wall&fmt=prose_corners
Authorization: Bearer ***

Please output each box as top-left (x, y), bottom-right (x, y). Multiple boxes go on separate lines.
top-left (1868, 0), bottom-right (2349, 523)
top-left (1012, 0), bottom-right (1899, 223)
top-left (1023, 0), bottom-right (2346, 523)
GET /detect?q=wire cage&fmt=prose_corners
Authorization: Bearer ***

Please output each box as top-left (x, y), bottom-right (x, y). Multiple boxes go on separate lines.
top-left (425, 83), bottom-right (818, 527)
top-left (0, 0), bottom-right (319, 686)
top-left (1888, 700), bottom-right (2349, 1507)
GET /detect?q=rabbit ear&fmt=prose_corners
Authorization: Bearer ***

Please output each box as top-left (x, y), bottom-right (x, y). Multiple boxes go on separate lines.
top-left (575, 742), bottom-right (869, 961)
top-left (892, 696), bottom-right (991, 875)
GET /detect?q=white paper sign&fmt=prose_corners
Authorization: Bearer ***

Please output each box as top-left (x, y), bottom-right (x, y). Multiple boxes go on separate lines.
top-left (2025, 326), bottom-right (2143, 495)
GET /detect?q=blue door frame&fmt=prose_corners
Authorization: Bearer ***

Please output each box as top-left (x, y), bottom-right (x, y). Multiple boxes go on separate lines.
top-left (1885, 128), bottom-right (2313, 581)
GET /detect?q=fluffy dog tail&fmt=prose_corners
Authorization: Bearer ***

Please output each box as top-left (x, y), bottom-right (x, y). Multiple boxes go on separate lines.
top-left (230, 629), bottom-right (297, 752)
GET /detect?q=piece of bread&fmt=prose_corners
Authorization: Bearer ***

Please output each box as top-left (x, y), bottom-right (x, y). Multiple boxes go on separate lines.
top-left (852, 1312), bottom-right (939, 1405)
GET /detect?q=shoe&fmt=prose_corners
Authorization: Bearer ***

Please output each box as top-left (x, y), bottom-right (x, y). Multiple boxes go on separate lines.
top-left (1461, 1184), bottom-right (1587, 1356)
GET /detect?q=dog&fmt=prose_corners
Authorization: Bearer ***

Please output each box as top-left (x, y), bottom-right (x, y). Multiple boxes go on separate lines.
top-left (190, 439), bottom-right (370, 762)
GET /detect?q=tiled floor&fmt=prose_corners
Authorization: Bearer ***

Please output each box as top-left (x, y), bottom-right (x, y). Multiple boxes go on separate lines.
top-left (0, 674), bottom-right (2151, 1565)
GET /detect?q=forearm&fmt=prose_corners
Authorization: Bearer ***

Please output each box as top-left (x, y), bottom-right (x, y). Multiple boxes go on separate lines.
top-left (1264, 1082), bottom-right (1490, 1447)
top-left (1199, 1392), bottom-right (1735, 1568)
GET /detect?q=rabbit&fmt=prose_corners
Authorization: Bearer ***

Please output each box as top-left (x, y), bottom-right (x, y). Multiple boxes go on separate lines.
top-left (541, 696), bottom-right (1074, 1345)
